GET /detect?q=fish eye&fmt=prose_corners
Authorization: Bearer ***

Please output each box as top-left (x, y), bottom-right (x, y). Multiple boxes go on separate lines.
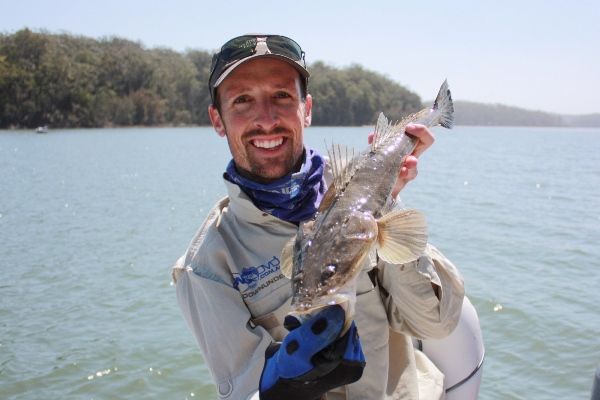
top-left (320, 264), bottom-right (337, 281)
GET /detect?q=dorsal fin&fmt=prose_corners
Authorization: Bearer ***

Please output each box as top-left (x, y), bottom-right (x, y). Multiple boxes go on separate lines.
top-left (326, 142), bottom-right (358, 193)
top-left (371, 112), bottom-right (408, 151)
top-left (371, 112), bottom-right (389, 152)
top-left (317, 183), bottom-right (337, 213)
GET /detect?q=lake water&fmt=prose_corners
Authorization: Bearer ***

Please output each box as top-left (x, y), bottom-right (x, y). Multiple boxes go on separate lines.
top-left (1, 126), bottom-right (599, 399)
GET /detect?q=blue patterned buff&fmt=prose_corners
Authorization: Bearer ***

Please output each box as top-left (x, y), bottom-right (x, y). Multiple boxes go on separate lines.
top-left (225, 148), bottom-right (327, 223)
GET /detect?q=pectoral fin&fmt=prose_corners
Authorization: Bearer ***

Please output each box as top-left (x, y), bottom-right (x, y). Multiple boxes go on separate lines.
top-left (280, 236), bottom-right (295, 279)
top-left (368, 248), bottom-right (378, 267)
top-left (376, 209), bottom-right (428, 264)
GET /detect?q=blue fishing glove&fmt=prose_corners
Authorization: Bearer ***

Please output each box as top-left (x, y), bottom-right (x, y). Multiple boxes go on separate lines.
top-left (259, 305), bottom-right (366, 400)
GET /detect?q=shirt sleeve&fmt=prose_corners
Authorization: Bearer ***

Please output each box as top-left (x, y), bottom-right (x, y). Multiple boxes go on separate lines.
top-left (376, 244), bottom-right (465, 339)
top-left (173, 259), bottom-right (272, 399)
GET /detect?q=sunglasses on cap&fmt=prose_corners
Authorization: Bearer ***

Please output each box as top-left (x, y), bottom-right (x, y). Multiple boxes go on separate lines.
top-left (208, 35), bottom-right (308, 102)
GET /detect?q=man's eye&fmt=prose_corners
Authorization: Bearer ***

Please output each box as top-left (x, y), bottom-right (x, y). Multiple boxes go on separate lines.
top-left (275, 91), bottom-right (292, 99)
top-left (233, 95), bottom-right (250, 104)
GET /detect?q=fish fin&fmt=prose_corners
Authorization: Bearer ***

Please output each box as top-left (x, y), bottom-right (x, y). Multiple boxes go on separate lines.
top-left (326, 142), bottom-right (358, 193)
top-left (371, 112), bottom-right (389, 152)
top-left (380, 194), bottom-right (406, 215)
top-left (318, 183), bottom-right (337, 212)
top-left (368, 248), bottom-right (378, 267)
top-left (432, 79), bottom-right (454, 129)
top-left (372, 111), bottom-right (406, 151)
top-left (280, 236), bottom-right (295, 279)
top-left (376, 209), bottom-right (428, 264)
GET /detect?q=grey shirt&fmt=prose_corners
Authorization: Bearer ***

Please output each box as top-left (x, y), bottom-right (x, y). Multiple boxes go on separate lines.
top-left (173, 179), bottom-right (464, 399)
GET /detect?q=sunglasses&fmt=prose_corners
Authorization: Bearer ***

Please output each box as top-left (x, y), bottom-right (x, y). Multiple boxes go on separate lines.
top-left (209, 35), bottom-right (306, 98)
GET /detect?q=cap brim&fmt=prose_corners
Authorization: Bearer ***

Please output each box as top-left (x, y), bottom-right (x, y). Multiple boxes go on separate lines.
top-left (213, 53), bottom-right (310, 88)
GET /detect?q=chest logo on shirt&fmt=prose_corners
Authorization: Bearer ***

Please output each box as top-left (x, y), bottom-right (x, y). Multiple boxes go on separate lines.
top-left (232, 256), bottom-right (284, 297)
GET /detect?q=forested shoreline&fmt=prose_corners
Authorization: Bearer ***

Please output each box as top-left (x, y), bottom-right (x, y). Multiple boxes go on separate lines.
top-left (1, 29), bottom-right (599, 129)
top-left (0, 29), bottom-right (422, 129)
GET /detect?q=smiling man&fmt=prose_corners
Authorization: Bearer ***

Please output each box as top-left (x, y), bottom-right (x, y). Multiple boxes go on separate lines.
top-left (173, 35), bottom-right (465, 400)
top-left (208, 56), bottom-right (309, 182)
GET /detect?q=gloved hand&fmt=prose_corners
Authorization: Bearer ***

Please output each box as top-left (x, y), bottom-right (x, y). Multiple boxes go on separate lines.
top-left (259, 305), bottom-right (365, 400)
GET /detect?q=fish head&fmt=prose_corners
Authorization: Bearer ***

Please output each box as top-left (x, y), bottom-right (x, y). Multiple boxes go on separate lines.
top-left (290, 210), bottom-right (378, 313)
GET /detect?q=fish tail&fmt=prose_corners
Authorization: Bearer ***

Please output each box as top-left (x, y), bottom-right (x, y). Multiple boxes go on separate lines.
top-left (432, 79), bottom-right (454, 129)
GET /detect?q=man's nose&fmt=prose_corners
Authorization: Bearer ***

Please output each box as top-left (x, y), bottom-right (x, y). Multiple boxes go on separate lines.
top-left (253, 99), bottom-right (280, 132)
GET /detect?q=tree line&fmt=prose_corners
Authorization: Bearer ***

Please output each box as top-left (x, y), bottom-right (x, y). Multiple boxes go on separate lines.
top-left (0, 29), bottom-right (423, 129)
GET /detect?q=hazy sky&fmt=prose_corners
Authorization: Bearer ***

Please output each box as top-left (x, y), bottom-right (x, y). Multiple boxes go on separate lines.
top-left (2, 0), bottom-right (599, 114)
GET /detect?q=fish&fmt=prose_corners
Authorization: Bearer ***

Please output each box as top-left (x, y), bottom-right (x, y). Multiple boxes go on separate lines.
top-left (280, 80), bottom-right (454, 331)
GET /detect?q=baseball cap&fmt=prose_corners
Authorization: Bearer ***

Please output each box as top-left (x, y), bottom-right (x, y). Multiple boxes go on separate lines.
top-left (208, 34), bottom-right (310, 103)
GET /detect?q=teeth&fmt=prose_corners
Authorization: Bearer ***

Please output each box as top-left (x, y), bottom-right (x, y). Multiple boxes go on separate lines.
top-left (253, 138), bottom-right (283, 149)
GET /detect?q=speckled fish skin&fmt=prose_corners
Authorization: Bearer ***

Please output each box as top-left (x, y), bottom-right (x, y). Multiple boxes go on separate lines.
top-left (288, 80), bottom-right (454, 318)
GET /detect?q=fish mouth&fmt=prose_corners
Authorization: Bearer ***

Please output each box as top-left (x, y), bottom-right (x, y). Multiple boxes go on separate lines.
top-left (294, 294), bottom-right (349, 313)
top-left (250, 136), bottom-right (285, 150)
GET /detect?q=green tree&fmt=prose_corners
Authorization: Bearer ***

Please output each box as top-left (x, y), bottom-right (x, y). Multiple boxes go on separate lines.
top-left (0, 30), bottom-right (425, 129)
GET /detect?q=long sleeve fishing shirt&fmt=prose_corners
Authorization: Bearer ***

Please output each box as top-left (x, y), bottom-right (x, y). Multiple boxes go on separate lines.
top-left (172, 179), bottom-right (465, 400)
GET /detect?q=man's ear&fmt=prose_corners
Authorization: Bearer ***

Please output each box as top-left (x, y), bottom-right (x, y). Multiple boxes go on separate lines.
top-left (208, 105), bottom-right (226, 137)
top-left (303, 94), bottom-right (313, 127)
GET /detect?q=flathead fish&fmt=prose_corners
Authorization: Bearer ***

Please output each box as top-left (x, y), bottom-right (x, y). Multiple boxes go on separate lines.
top-left (281, 80), bottom-right (454, 329)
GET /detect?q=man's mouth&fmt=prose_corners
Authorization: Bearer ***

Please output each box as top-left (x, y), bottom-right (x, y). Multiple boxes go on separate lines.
top-left (251, 137), bottom-right (284, 149)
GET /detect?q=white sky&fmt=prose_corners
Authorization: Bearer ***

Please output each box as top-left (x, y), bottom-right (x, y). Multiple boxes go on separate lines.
top-left (2, 0), bottom-right (599, 114)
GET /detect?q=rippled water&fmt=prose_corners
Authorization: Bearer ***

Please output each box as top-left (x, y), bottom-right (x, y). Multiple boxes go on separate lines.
top-left (1, 126), bottom-right (598, 399)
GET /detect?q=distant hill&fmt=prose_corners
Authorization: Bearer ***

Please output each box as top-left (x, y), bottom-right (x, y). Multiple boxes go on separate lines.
top-left (451, 100), bottom-right (600, 127)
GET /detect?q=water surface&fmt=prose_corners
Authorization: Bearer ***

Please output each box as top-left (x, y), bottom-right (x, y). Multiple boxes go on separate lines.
top-left (1, 126), bottom-right (599, 399)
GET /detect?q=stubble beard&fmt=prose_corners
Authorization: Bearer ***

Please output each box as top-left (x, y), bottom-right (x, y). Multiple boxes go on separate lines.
top-left (246, 151), bottom-right (296, 182)
top-left (227, 127), bottom-right (302, 183)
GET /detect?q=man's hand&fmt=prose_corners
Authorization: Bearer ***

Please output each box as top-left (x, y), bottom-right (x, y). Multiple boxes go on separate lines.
top-left (368, 123), bottom-right (435, 197)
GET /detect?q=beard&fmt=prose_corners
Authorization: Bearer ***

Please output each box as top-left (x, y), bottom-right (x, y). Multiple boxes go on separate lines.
top-left (226, 126), bottom-right (303, 183)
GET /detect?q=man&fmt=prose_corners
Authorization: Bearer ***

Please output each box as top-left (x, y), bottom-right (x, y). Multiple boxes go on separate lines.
top-left (173, 34), bottom-right (465, 399)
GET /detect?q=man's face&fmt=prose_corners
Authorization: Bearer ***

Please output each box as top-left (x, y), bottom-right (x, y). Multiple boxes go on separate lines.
top-left (208, 58), bottom-right (312, 183)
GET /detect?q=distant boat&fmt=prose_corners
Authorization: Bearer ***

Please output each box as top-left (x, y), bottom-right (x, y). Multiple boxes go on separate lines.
top-left (36, 126), bottom-right (48, 134)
